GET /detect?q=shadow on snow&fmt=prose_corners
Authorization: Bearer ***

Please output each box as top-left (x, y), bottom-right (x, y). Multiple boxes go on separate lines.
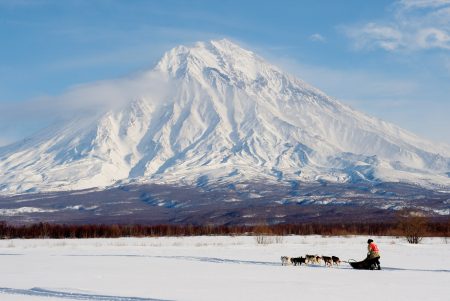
top-left (0, 287), bottom-right (173, 301)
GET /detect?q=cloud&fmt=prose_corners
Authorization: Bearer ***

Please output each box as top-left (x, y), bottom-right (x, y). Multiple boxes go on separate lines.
top-left (342, 0), bottom-right (450, 51)
top-left (416, 28), bottom-right (450, 49)
top-left (310, 33), bottom-right (326, 43)
top-left (399, 0), bottom-right (450, 9)
top-left (0, 137), bottom-right (15, 147)
top-left (345, 23), bottom-right (403, 51)
top-left (0, 70), bottom-right (177, 146)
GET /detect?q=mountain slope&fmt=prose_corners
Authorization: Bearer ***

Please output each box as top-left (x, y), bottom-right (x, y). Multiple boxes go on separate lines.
top-left (1, 39), bottom-right (449, 193)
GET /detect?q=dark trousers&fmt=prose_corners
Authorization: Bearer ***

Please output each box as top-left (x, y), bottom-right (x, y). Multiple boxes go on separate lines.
top-left (364, 256), bottom-right (381, 269)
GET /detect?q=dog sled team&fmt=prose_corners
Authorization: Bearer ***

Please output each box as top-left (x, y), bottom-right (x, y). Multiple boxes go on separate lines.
top-left (281, 239), bottom-right (381, 270)
top-left (281, 255), bottom-right (340, 267)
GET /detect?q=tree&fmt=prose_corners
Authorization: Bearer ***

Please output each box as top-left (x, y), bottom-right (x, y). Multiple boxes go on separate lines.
top-left (254, 223), bottom-right (274, 245)
top-left (397, 210), bottom-right (428, 244)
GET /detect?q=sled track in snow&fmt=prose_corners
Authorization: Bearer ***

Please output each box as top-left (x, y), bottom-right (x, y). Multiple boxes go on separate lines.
top-left (64, 254), bottom-right (279, 266)
top-left (153, 255), bottom-right (280, 266)
top-left (61, 254), bottom-right (450, 272)
top-left (0, 287), bottom-right (173, 301)
top-left (381, 267), bottom-right (450, 273)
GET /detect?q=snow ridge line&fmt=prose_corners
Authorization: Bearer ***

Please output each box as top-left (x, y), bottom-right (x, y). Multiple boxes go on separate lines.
top-left (0, 287), bottom-right (173, 301)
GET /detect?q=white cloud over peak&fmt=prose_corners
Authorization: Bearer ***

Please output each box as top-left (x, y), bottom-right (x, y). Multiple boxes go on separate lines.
top-left (399, 0), bottom-right (450, 9)
top-left (346, 23), bottom-right (403, 51)
top-left (343, 0), bottom-right (450, 51)
top-left (0, 70), bottom-right (177, 147)
top-left (310, 33), bottom-right (326, 43)
top-left (0, 137), bottom-right (14, 148)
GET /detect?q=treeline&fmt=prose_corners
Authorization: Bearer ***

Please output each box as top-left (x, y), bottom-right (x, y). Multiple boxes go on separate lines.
top-left (0, 221), bottom-right (448, 239)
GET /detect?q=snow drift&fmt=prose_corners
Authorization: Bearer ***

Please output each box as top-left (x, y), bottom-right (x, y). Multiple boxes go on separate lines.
top-left (1, 39), bottom-right (449, 193)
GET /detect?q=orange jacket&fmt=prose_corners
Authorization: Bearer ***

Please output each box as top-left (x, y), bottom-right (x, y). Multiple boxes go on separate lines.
top-left (367, 242), bottom-right (380, 258)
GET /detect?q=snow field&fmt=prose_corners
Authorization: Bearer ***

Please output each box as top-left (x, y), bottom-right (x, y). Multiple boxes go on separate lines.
top-left (0, 235), bottom-right (449, 301)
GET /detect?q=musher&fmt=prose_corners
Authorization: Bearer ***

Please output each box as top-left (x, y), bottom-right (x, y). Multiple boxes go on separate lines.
top-left (365, 238), bottom-right (381, 270)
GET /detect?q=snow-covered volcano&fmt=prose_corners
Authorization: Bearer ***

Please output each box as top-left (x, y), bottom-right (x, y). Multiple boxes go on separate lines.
top-left (1, 39), bottom-right (450, 193)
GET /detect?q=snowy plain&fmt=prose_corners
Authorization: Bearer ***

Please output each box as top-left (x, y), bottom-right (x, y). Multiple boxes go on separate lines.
top-left (0, 235), bottom-right (449, 301)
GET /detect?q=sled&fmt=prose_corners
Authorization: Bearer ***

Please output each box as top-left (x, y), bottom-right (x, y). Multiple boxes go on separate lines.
top-left (348, 258), bottom-right (381, 270)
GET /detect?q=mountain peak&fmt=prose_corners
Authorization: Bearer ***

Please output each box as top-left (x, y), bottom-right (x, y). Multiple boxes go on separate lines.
top-left (161, 38), bottom-right (253, 60)
top-left (208, 38), bottom-right (254, 55)
top-left (155, 39), bottom-right (272, 81)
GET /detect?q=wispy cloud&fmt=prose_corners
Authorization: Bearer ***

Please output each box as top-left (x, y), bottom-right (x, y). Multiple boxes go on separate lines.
top-left (0, 71), bottom-right (177, 146)
top-left (343, 0), bottom-right (450, 51)
top-left (310, 33), bottom-right (326, 43)
top-left (0, 137), bottom-right (15, 147)
top-left (345, 23), bottom-right (403, 51)
top-left (399, 0), bottom-right (450, 9)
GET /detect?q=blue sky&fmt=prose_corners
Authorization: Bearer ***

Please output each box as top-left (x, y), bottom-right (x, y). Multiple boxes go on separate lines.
top-left (1, 0), bottom-right (449, 146)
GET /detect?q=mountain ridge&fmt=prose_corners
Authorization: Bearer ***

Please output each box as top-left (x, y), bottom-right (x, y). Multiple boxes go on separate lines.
top-left (1, 39), bottom-right (449, 194)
